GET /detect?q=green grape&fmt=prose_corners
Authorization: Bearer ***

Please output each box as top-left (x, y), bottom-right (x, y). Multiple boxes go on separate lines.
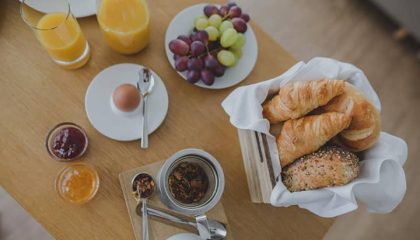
top-left (220, 28), bottom-right (238, 48)
top-left (195, 17), bottom-right (208, 31)
top-left (208, 14), bottom-right (222, 28)
top-left (194, 15), bottom-right (207, 24)
top-left (219, 20), bottom-right (233, 33)
top-left (217, 50), bottom-right (236, 67)
top-left (205, 26), bottom-right (219, 41)
top-left (232, 48), bottom-right (242, 60)
top-left (230, 33), bottom-right (246, 50)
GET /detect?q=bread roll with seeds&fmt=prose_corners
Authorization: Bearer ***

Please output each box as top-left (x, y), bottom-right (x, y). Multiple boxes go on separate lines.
top-left (281, 146), bottom-right (360, 192)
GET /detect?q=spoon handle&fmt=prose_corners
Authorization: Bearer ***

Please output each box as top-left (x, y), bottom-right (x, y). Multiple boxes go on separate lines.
top-left (147, 206), bottom-right (195, 227)
top-left (141, 95), bottom-right (148, 149)
top-left (142, 199), bottom-right (149, 240)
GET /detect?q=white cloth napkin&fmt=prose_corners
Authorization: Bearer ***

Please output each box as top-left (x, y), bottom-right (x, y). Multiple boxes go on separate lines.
top-left (222, 57), bottom-right (408, 217)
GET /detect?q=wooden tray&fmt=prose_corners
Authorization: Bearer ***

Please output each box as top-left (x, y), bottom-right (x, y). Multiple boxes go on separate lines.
top-left (119, 161), bottom-right (232, 240)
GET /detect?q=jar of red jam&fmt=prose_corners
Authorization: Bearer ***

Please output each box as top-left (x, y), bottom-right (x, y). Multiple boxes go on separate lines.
top-left (46, 122), bottom-right (88, 161)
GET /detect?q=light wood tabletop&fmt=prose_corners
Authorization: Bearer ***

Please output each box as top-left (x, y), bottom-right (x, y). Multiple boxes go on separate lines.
top-left (0, 0), bottom-right (333, 239)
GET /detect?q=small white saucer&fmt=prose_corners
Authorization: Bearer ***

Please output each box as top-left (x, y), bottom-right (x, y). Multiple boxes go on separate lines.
top-left (165, 3), bottom-right (258, 89)
top-left (85, 63), bottom-right (169, 141)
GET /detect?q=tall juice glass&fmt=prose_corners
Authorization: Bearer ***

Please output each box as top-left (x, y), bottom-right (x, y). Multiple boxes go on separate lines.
top-left (96, 0), bottom-right (150, 54)
top-left (20, 0), bottom-right (90, 69)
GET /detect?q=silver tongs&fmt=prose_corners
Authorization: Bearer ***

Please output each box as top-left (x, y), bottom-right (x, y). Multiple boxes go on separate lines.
top-left (136, 203), bottom-right (227, 240)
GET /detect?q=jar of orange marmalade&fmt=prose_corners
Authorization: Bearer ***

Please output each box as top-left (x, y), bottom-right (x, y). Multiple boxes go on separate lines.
top-left (55, 163), bottom-right (100, 204)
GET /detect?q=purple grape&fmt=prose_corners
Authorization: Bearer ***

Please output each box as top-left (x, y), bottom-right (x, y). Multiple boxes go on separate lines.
top-left (201, 69), bottom-right (215, 85)
top-left (231, 18), bottom-right (247, 33)
top-left (175, 56), bottom-right (188, 72)
top-left (194, 31), bottom-right (209, 45)
top-left (204, 54), bottom-right (219, 70)
top-left (187, 57), bottom-right (203, 71)
top-left (190, 32), bottom-right (198, 42)
top-left (190, 41), bottom-right (205, 57)
top-left (213, 64), bottom-right (226, 77)
top-left (173, 54), bottom-right (180, 60)
top-left (240, 13), bottom-right (250, 22)
top-left (190, 32), bottom-right (200, 42)
top-left (177, 35), bottom-right (192, 45)
top-left (219, 5), bottom-right (229, 17)
top-left (227, 2), bottom-right (237, 8)
top-left (204, 4), bottom-right (219, 17)
top-left (169, 39), bottom-right (189, 56)
top-left (228, 6), bottom-right (242, 18)
top-left (187, 70), bottom-right (201, 84)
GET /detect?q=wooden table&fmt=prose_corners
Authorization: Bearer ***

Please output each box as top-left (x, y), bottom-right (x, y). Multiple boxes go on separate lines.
top-left (0, 0), bottom-right (333, 239)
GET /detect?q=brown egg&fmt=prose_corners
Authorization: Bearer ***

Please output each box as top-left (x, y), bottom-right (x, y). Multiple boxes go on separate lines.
top-left (112, 84), bottom-right (141, 112)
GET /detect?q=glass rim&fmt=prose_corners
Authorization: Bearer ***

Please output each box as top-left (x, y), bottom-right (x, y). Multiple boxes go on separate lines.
top-left (20, 0), bottom-right (71, 31)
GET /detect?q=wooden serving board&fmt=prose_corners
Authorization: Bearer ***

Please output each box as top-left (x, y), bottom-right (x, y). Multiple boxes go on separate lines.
top-left (119, 161), bottom-right (232, 240)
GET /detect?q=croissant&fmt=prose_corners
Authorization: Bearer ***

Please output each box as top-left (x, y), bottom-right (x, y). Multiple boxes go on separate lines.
top-left (277, 112), bottom-right (351, 167)
top-left (321, 83), bottom-right (381, 152)
top-left (263, 79), bottom-right (345, 123)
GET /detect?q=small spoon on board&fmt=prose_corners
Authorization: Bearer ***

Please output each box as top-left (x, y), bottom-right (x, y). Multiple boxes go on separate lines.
top-left (132, 172), bottom-right (156, 240)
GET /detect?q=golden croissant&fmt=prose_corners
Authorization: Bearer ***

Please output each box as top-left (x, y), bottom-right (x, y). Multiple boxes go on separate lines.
top-left (321, 83), bottom-right (381, 152)
top-left (277, 112), bottom-right (351, 167)
top-left (263, 79), bottom-right (345, 123)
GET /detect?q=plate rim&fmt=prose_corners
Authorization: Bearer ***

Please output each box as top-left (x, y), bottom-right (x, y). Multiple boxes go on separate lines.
top-left (70, 0), bottom-right (96, 18)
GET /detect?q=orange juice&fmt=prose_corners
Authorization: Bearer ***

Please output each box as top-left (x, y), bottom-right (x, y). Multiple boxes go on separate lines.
top-left (37, 12), bottom-right (89, 68)
top-left (97, 0), bottom-right (150, 54)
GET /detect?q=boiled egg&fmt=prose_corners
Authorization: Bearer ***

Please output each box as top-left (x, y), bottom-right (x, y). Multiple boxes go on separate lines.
top-left (112, 84), bottom-right (141, 112)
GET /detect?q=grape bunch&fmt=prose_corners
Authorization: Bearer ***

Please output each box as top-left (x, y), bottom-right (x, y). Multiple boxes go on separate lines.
top-left (168, 2), bottom-right (250, 86)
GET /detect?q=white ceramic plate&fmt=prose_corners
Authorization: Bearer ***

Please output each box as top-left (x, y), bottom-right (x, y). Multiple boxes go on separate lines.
top-left (167, 233), bottom-right (202, 240)
top-left (20, 0), bottom-right (96, 18)
top-left (85, 63), bottom-right (169, 141)
top-left (69, 0), bottom-right (96, 18)
top-left (165, 3), bottom-right (258, 89)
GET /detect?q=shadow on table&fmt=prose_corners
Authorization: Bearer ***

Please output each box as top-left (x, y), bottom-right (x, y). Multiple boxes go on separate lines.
top-left (0, 0), bottom-right (9, 33)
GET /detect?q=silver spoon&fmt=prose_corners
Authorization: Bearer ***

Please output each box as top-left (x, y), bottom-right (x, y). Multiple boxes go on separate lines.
top-left (132, 173), bottom-right (156, 240)
top-left (136, 68), bottom-right (155, 149)
top-left (136, 204), bottom-right (227, 240)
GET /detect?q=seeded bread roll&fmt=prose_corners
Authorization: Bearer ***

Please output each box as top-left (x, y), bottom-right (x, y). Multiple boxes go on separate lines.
top-left (281, 146), bottom-right (360, 192)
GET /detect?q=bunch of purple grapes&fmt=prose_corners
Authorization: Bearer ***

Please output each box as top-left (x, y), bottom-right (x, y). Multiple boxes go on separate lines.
top-left (168, 2), bottom-right (250, 86)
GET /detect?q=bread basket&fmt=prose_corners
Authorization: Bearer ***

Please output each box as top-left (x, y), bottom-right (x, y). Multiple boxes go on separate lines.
top-left (222, 57), bottom-right (408, 217)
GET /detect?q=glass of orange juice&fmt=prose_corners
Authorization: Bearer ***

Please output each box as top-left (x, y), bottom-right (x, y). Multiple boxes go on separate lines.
top-left (20, 0), bottom-right (90, 69)
top-left (96, 0), bottom-right (150, 54)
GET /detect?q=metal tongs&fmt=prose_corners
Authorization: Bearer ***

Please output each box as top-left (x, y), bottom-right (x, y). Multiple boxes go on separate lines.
top-left (136, 203), bottom-right (227, 240)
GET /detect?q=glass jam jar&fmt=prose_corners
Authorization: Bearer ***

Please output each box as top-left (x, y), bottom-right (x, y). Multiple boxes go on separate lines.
top-left (46, 122), bottom-right (88, 161)
top-left (55, 163), bottom-right (100, 204)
